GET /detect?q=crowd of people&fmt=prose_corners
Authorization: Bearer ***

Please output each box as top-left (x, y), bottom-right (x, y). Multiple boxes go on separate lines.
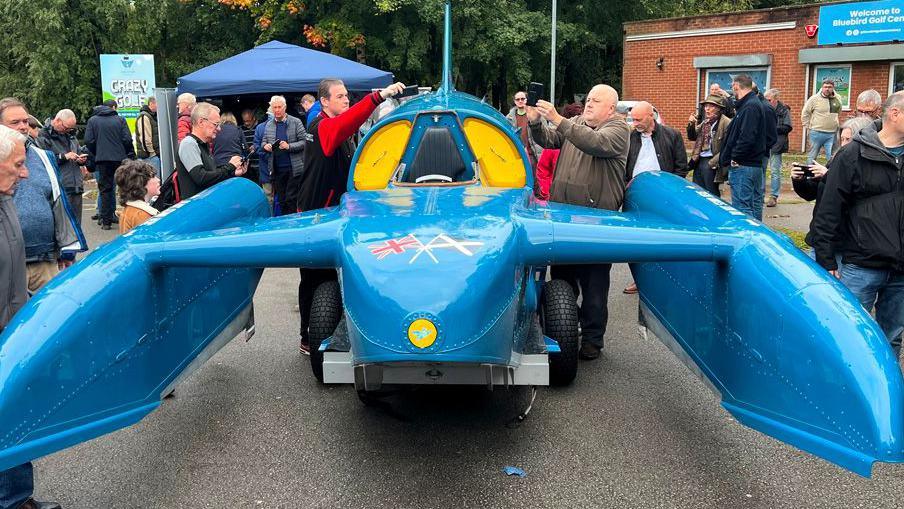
top-left (502, 78), bottom-right (903, 362)
top-left (0, 70), bottom-right (902, 507)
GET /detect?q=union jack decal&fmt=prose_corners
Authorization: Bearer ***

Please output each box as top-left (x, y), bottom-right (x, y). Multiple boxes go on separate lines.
top-left (369, 234), bottom-right (422, 260)
top-left (368, 233), bottom-right (483, 263)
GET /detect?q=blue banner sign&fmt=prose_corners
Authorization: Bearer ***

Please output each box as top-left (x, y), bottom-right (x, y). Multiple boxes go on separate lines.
top-left (818, 0), bottom-right (904, 45)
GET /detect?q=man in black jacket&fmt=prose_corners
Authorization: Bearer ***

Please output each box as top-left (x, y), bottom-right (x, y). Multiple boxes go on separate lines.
top-left (811, 91), bottom-right (904, 357)
top-left (176, 103), bottom-right (246, 200)
top-left (84, 100), bottom-right (135, 229)
top-left (764, 89), bottom-right (792, 207)
top-left (720, 74), bottom-right (771, 220)
top-left (624, 101), bottom-right (688, 294)
top-left (625, 101), bottom-right (687, 181)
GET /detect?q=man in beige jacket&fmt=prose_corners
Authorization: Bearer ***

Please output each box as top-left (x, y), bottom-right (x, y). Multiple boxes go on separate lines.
top-left (528, 84), bottom-right (631, 360)
top-left (801, 78), bottom-right (842, 165)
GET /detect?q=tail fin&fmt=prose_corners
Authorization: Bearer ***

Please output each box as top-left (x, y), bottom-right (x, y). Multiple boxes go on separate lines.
top-left (439, 0), bottom-right (453, 93)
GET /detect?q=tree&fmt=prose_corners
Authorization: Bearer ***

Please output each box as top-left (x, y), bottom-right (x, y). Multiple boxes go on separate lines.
top-left (0, 0), bottom-right (257, 123)
top-left (0, 0), bottom-right (128, 122)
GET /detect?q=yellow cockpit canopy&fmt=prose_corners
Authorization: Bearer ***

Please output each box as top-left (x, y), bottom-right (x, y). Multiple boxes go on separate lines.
top-left (352, 113), bottom-right (528, 190)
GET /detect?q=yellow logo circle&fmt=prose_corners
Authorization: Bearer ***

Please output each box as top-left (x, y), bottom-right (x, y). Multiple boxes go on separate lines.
top-left (408, 319), bottom-right (438, 349)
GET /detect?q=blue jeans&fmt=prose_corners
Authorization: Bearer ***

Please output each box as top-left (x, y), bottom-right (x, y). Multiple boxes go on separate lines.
top-left (143, 156), bottom-right (161, 178)
top-left (807, 130), bottom-right (835, 165)
top-left (0, 463), bottom-right (33, 509)
top-left (728, 165), bottom-right (764, 220)
top-left (840, 264), bottom-right (904, 356)
top-left (768, 152), bottom-right (782, 198)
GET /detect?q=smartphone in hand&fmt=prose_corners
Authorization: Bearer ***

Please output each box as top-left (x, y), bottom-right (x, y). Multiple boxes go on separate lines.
top-left (398, 85), bottom-right (419, 98)
top-left (792, 162), bottom-right (815, 179)
top-left (527, 82), bottom-right (544, 107)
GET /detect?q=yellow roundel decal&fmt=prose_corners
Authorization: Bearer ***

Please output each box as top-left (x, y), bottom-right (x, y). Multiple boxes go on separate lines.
top-left (408, 319), bottom-right (438, 349)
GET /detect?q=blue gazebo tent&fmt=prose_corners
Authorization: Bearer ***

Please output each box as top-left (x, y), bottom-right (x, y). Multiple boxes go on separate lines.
top-left (176, 41), bottom-right (394, 96)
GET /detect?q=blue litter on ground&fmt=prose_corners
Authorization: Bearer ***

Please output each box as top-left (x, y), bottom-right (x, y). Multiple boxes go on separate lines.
top-left (503, 466), bottom-right (526, 478)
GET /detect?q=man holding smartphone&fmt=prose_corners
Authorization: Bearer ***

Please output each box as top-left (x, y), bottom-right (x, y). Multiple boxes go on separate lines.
top-left (262, 95), bottom-right (307, 216)
top-left (812, 91), bottom-right (904, 359)
top-left (802, 78), bottom-right (842, 165)
top-left (527, 84), bottom-right (631, 361)
top-left (294, 79), bottom-right (406, 354)
top-left (36, 109), bottom-right (88, 226)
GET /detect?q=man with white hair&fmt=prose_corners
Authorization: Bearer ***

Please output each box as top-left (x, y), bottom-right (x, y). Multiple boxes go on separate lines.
top-left (176, 92), bottom-right (197, 143)
top-left (175, 102), bottom-right (246, 200)
top-left (261, 95), bottom-right (307, 215)
top-left (812, 91), bottom-right (904, 358)
top-left (36, 109), bottom-right (87, 225)
top-left (854, 89), bottom-right (883, 120)
top-left (0, 98), bottom-right (87, 291)
top-left (0, 125), bottom-right (62, 509)
top-left (528, 84), bottom-right (631, 361)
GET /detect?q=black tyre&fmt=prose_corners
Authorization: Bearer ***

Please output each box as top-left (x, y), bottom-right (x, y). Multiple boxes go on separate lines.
top-left (542, 279), bottom-right (579, 386)
top-left (309, 280), bottom-right (342, 383)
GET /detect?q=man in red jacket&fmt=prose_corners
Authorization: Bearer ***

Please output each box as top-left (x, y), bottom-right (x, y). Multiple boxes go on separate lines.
top-left (295, 78), bottom-right (405, 353)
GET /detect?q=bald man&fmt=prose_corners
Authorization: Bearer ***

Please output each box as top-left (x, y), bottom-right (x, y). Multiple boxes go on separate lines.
top-left (621, 101), bottom-right (687, 294)
top-left (528, 84), bottom-right (631, 361)
top-left (625, 101), bottom-right (687, 181)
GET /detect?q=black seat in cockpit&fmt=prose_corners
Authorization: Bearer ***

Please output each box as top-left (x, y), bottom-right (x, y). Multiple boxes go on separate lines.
top-left (405, 127), bottom-right (467, 183)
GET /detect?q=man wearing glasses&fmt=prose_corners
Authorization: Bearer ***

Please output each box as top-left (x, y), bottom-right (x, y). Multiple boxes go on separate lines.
top-left (506, 91), bottom-right (541, 170)
top-left (175, 102), bottom-right (246, 201)
top-left (36, 109), bottom-right (88, 226)
top-left (854, 89), bottom-right (883, 121)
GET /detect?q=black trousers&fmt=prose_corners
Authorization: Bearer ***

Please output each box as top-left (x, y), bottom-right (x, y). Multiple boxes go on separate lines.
top-left (692, 157), bottom-right (720, 197)
top-left (96, 161), bottom-right (119, 224)
top-left (66, 191), bottom-right (82, 227)
top-left (551, 264), bottom-right (612, 349)
top-left (272, 169), bottom-right (293, 216)
top-left (298, 268), bottom-right (337, 340)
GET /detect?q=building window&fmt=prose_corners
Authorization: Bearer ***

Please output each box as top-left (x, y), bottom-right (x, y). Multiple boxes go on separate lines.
top-left (813, 64), bottom-right (852, 110)
top-left (706, 67), bottom-right (770, 97)
top-left (892, 63), bottom-right (904, 95)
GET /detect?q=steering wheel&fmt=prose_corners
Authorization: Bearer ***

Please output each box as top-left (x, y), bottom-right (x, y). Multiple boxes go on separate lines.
top-left (414, 174), bottom-right (454, 184)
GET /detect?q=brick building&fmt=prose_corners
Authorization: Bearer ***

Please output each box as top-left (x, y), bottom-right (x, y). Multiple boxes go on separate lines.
top-left (623, 0), bottom-right (904, 151)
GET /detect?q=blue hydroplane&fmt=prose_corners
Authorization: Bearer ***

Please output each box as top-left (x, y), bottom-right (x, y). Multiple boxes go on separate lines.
top-left (1, 2), bottom-right (903, 479)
